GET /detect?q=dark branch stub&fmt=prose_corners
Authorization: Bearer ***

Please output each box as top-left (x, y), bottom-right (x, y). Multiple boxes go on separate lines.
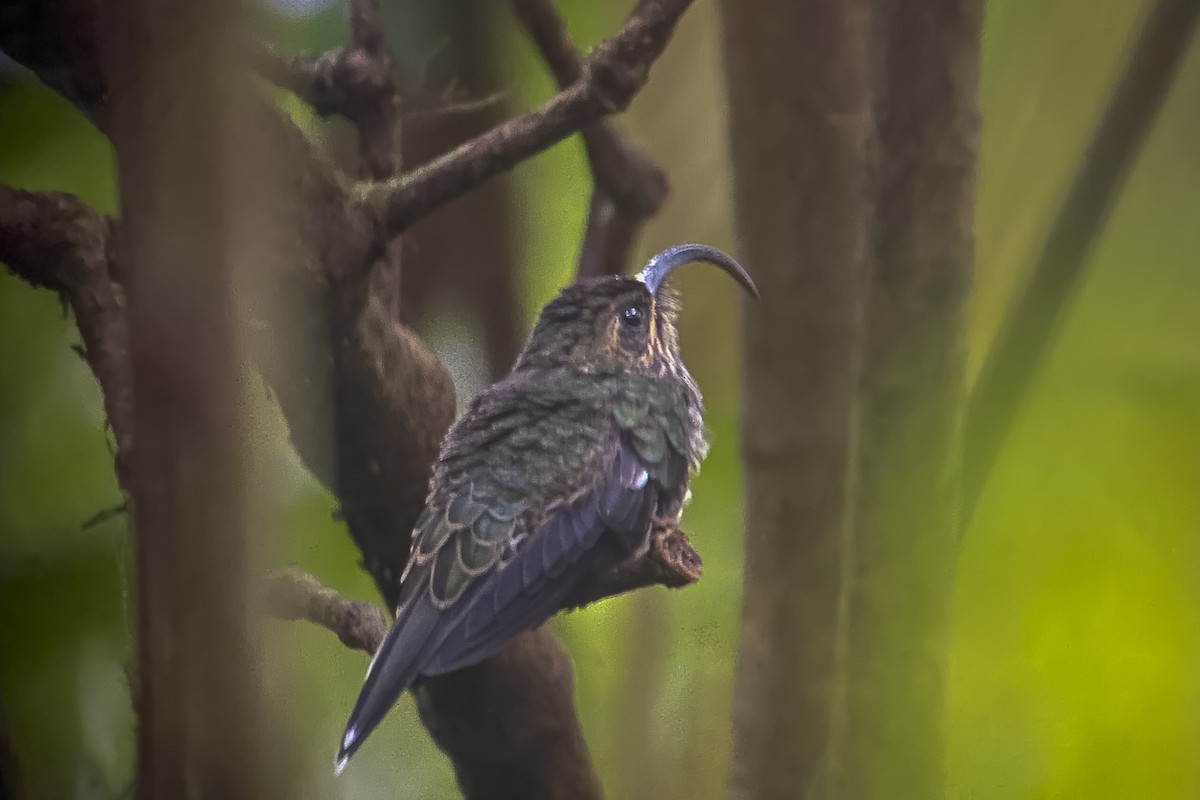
top-left (566, 525), bottom-right (703, 610)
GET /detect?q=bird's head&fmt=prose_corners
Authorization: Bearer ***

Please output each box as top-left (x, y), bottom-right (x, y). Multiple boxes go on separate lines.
top-left (515, 244), bottom-right (759, 377)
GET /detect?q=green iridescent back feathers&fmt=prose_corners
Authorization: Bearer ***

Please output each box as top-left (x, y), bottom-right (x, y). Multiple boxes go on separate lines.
top-left (405, 357), bottom-right (702, 613)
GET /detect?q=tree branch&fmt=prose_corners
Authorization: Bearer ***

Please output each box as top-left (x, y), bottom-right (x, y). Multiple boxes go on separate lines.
top-left (0, 186), bottom-right (133, 488)
top-left (510, 0), bottom-right (668, 216)
top-left (362, 0), bottom-right (689, 237)
top-left (511, 0), bottom-right (669, 278)
top-left (963, 0), bottom-right (1200, 523)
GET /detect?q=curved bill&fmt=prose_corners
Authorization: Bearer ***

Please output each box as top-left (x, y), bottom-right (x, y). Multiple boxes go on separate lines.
top-left (634, 243), bottom-right (761, 301)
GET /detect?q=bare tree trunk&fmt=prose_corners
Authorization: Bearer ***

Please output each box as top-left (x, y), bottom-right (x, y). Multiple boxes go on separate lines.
top-left (721, 0), bottom-right (982, 796)
top-left (107, 0), bottom-right (279, 796)
top-left (721, 2), bottom-right (874, 796)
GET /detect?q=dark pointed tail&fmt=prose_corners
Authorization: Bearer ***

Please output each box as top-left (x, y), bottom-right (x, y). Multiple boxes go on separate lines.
top-left (335, 591), bottom-right (443, 772)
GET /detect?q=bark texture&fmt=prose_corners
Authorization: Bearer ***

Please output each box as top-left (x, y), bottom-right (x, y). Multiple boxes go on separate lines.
top-left (721, 0), bottom-right (983, 796)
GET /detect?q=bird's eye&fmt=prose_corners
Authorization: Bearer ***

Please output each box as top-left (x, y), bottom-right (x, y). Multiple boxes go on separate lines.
top-left (621, 305), bottom-right (644, 329)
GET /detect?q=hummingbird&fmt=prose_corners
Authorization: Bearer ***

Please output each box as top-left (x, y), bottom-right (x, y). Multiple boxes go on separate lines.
top-left (335, 244), bottom-right (758, 770)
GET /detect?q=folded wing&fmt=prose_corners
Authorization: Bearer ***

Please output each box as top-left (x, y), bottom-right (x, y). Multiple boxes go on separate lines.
top-left (336, 434), bottom-right (658, 769)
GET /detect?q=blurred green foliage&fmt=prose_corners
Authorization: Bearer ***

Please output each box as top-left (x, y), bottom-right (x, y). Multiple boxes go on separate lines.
top-left (1, 0), bottom-right (1197, 798)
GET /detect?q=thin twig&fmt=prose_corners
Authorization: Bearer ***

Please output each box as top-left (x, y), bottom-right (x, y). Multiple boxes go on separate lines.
top-left (82, 500), bottom-right (129, 530)
top-left (963, 0), bottom-right (1200, 522)
top-left (403, 91), bottom-right (507, 123)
